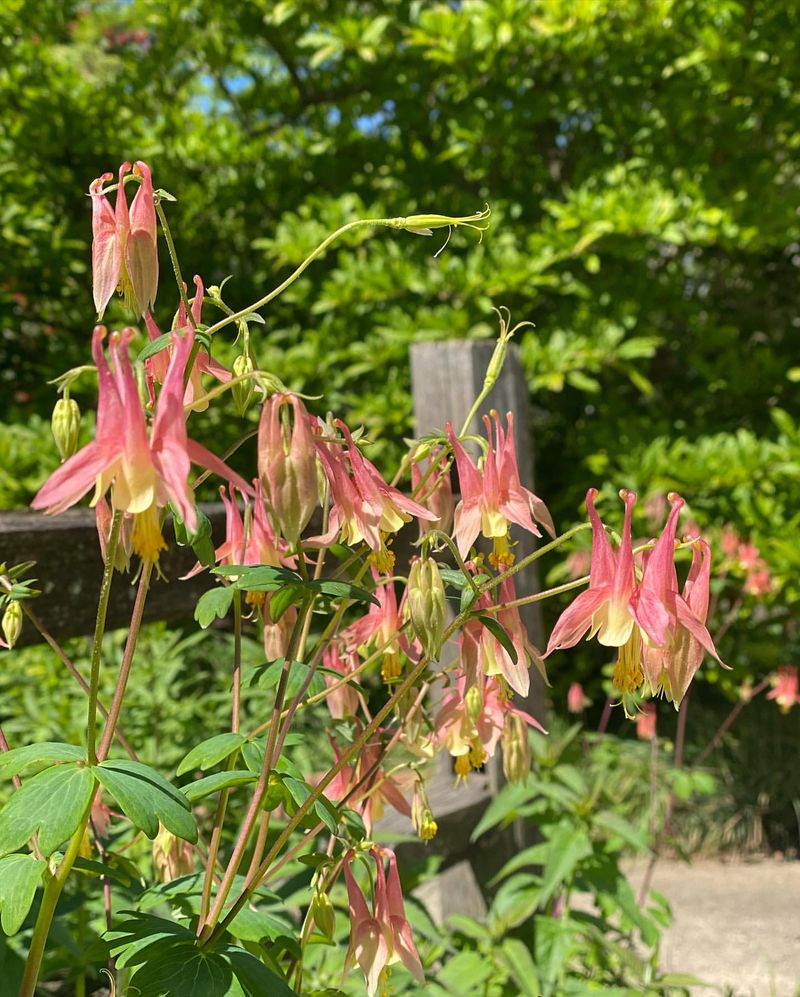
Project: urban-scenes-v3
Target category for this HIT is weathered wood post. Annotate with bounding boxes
[401,339,548,921]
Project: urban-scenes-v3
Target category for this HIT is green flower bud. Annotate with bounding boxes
[2,600,22,649]
[465,685,482,725]
[502,714,531,785]
[51,397,81,461]
[407,557,446,660]
[231,353,255,416]
[310,890,335,941]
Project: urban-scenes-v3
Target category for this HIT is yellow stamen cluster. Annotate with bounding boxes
[370,534,395,574]
[468,744,487,770]
[131,505,166,563]
[245,590,266,609]
[454,754,472,779]
[381,651,402,683]
[419,810,438,841]
[613,629,645,718]
[489,533,515,570]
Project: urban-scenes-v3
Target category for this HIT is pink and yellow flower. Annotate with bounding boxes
[344,846,424,996]
[90,162,158,319]
[32,325,248,561]
[447,410,554,567]
[766,665,799,713]
[314,420,435,557]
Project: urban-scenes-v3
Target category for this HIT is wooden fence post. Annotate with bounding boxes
[400,339,548,921]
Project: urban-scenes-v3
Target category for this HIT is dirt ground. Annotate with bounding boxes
[624,858,800,996]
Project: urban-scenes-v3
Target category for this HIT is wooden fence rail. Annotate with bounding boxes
[1,342,546,919]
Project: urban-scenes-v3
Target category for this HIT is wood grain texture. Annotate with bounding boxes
[0,504,228,647]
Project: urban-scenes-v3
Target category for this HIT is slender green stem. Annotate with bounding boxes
[19,800,94,997]
[202,217,432,340]
[96,560,153,762]
[202,643,435,947]
[199,607,309,938]
[87,510,122,764]
[484,574,590,612]
[155,200,194,326]
[22,601,137,760]
[198,590,244,927]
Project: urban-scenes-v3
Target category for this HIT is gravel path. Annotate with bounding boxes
[625,858,800,996]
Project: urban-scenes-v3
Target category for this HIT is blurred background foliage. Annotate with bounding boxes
[2,0,799,845]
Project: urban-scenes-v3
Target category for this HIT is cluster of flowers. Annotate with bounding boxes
[24,161,733,996]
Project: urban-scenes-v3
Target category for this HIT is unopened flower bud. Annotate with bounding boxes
[465,685,482,725]
[152,823,193,883]
[258,394,319,546]
[51,397,81,461]
[411,781,438,842]
[310,890,335,940]
[502,714,531,784]
[2,601,23,649]
[231,353,255,415]
[407,557,446,659]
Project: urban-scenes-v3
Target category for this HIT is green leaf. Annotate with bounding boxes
[476,614,518,664]
[137,333,171,362]
[535,915,577,992]
[499,937,541,995]
[226,905,293,942]
[0,854,46,934]
[593,809,649,853]
[470,783,533,841]
[127,939,238,996]
[226,947,299,996]
[538,822,592,906]
[251,659,325,699]
[182,770,257,803]
[177,733,246,776]
[282,776,339,834]
[94,760,196,843]
[0,763,95,857]
[194,587,234,629]
[267,583,303,622]
[214,565,301,591]
[0,742,84,780]
[307,579,379,606]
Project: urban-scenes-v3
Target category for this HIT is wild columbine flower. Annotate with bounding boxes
[144,275,230,411]
[322,642,361,720]
[410,447,454,534]
[433,669,543,780]
[635,495,726,706]
[327,735,411,832]
[446,410,554,568]
[343,569,413,682]
[90,161,158,319]
[545,489,671,702]
[343,847,424,996]
[32,325,249,562]
[460,577,544,697]
[636,702,657,740]
[567,681,590,714]
[314,420,435,562]
[258,393,319,546]
[766,666,799,712]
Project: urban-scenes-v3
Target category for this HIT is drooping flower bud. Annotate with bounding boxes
[258,394,319,546]
[411,781,438,842]
[2,601,23,649]
[51,396,81,461]
[406,557,446,660]
[501,713,531,784]
[152,823,193,883]
[636,702,657,740]
[231,352,255,416]
[310,889,336,941]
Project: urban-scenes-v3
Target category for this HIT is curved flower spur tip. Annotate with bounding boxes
[125,161,159,317]
[89,173,119,318]
[396,204,491,239]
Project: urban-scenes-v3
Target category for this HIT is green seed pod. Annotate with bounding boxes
[231,353,255,415]
[2,600,23,649]
[310,890,335,941]
[51,397,81,461]
[502,714,531,785]
[407,557,446,659]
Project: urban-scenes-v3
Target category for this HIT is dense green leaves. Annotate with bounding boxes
[93,760,196,842]
[0,854,46,935]
[0,763,95,857]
